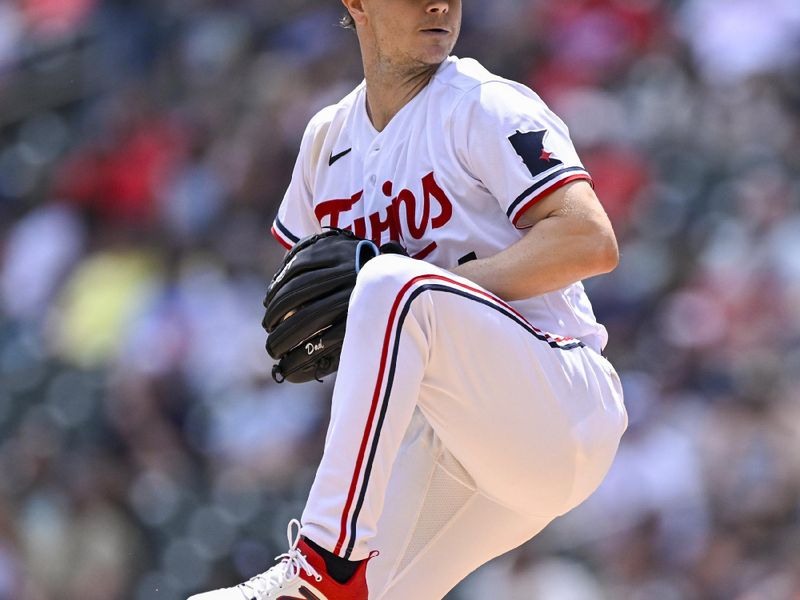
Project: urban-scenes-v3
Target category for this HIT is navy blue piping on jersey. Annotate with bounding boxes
[274,218,300,243]
[342,282,585,558]
[506,166,588,218]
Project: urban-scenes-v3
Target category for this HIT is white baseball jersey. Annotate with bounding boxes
[257,55,628,600]
[272,56,607,352]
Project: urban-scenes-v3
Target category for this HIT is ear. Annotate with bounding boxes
[341,0,367,26]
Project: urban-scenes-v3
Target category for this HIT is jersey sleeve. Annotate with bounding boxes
[452,81,592,228]
[271,116,327,249]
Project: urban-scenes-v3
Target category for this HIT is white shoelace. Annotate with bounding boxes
[239,519,323,599]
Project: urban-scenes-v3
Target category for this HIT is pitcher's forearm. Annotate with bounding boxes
[451,214,618,300]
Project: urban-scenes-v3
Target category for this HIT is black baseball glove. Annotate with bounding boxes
[263,228,406,384]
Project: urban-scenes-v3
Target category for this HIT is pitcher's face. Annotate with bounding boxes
[355,0,462,69]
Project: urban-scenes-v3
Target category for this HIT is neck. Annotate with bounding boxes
[363,57,441,132]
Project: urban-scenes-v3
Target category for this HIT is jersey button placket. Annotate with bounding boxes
[365,142,381,191]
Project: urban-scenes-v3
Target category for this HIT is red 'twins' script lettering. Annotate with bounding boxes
[313,172,453,258]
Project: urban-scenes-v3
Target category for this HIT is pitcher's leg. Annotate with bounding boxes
[301,255,444,560]
[301,253,625,564]
[365,286,626,599]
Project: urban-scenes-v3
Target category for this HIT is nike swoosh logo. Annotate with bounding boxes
[276,585,323,600]
[328,148,352,166]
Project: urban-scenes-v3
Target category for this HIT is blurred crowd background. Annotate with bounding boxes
[1,0,799,598]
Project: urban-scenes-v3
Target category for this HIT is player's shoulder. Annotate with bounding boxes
[298,82,364,167]
[304,82,364,139]
[432,56,549,119]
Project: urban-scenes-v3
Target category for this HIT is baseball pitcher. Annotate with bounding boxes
[190,1,627,599]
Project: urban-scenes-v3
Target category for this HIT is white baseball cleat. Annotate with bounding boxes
[187,520,370,600]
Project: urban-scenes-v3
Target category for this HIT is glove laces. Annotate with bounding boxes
[239,519,322,599]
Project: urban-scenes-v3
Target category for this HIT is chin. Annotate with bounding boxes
[417,47,451,66]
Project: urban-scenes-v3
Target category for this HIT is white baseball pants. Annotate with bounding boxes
[300,255,627,599]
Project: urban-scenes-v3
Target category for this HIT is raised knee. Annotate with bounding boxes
[353,254,418,295]
[347,254,433,319]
